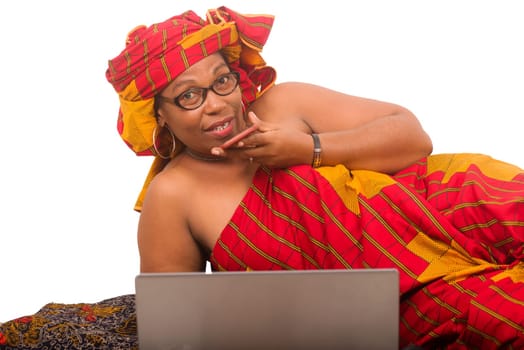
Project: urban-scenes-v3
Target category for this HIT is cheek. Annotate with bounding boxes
[165,113,201,142]
[229,89,244,115]
[158,105,198,130]
[169,117,196,131]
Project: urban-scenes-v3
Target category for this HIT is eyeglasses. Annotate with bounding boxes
[158,71,240,110]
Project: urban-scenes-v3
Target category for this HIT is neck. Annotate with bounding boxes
[184,148,223,162]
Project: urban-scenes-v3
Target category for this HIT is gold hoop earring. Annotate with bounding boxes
[152,126,176,159]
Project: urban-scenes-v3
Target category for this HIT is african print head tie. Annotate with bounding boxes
[105,6,277,210]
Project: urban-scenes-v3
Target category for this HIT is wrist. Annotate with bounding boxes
[311,133,322,168]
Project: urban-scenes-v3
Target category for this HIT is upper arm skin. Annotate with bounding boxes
[254,82,433,173]
[137,171,206,273]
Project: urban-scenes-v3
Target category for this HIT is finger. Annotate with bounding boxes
[211,147,226,156]
[247,111,268,131]
[247,111,261,125]
[247,111,275,133]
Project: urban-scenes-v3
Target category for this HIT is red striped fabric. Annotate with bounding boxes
[210,154,524,348]
[106,7,275,101]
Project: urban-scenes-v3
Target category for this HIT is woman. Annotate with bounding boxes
[138,55,435,272]
[106,7,431,273]
[1,7,520,350]
[109,6,522,349]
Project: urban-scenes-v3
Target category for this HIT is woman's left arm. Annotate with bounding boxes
[247,82,433,174]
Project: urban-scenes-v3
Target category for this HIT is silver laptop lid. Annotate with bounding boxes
[136,269,399,350]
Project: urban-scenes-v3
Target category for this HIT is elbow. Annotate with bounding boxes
[386,110,433,173]
[419,130,433,158]
[386,134,432,174]
[402,108,433,158]
[425,138,433,156]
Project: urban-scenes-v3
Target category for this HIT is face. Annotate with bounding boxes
[156,53,244,152]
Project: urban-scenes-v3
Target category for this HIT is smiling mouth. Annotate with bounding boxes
[210,121,231,132]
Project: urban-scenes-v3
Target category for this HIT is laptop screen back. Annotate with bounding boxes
[135,269,399,350]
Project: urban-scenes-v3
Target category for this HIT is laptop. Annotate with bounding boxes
[135,269,399,350]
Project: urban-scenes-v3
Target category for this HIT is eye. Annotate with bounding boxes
[213,72,237,94]
[215,74,231,86]
[178,88,202,103]
[181,89,194,100]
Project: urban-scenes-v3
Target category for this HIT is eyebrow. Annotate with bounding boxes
[171,63,230,91]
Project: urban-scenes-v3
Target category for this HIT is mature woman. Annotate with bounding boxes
[1,6,521,350]
[106,7,432,273]
[106,7,524,349]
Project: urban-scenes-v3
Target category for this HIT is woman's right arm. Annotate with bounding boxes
[137,172,206,273]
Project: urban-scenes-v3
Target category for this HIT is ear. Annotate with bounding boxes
[156,109,167,128]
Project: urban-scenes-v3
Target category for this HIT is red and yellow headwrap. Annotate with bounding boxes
[105,6,276,210]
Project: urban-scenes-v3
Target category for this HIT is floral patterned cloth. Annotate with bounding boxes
[0,295,137,349]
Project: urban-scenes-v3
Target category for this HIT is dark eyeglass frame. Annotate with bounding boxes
[157,71,241,111]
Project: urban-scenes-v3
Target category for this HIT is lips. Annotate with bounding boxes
[211,121,231,132]
[206,119,234,138]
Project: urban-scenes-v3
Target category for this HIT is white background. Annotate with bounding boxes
[1,0,522,321]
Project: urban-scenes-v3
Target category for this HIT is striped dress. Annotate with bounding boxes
[211,153,524,349]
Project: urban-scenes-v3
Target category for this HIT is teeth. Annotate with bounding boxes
[213,121,230,131]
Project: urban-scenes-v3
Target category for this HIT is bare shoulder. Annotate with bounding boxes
[252,81,411,129]
[259,81,400,109]
[138,165,205,272]
[253,81,367,117]
[140,165,194,226]
[256,82,334,107]
[251,82,329,123]
[144,165,193,206]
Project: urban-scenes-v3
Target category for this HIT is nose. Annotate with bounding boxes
[202,89,226,115]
